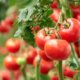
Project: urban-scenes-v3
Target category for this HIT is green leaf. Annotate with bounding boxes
[40,74,50,80]
[21,27,35,46]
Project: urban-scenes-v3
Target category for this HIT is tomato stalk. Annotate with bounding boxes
[11,72,14,80]
[36,58,40,80]
[21,64,27,80]
[70,43,80,67]
[58,61,64,80]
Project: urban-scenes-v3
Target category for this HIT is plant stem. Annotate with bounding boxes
[36,58,40,80]
[21,65,27,80]
[58,61,64,80]
[70,43,80,67]
[11,72,14,80]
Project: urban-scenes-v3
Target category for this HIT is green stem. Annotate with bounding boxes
[11,72,14,80]
[58,61,64,80]
[36,58,40,80]
[70,43,80,67]
[21,65,27,80]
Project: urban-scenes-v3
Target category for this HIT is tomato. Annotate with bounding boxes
[59,18,80,42]
[31,26,40,32]
[33,58,54,74]
[26,47,37,64]
[44,39,71,60]
[74,44,80,58]
[63,66,77,78]
[1,71,11,80]
[35,28,56,50]
[70,5,80,17]
[51,76,59,80]
[39,49,52,61]
[50,0,58,9]
[4,56,20,71]
[6,38,21,53]
[0,21,11,33]
[50,9,60,22]
[5,18,14,27]
[75,14,80,21]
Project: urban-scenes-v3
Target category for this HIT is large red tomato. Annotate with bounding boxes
[44,39,71,60]
[35,28,56,50]
[33,58,54,74]
[26,47,37,64]
[4,56,20,71]
[6,38,21,53]
[50,9,60,22]
[59,18,80,42]
[39,50,52,61]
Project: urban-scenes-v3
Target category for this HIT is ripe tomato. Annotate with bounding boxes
[70,5,80,17]
[33,58,54,74]
[50,9,60,22]
[5,18,14,27]
[75,14,80,21]
[51,76,59,80]
[4,56,20,71]
[63,66,77,78]
[0,21,11,33]
[6,38,21,53]
[58,18,80,42]
[35,28,56,50]
[50,0,58,9]
[74,44,80,58]
[44,39,71,60]
[1,71,11,80]
[26,47,37,64]
[39,49,52,61]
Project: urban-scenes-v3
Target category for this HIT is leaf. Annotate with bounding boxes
[40,74,50,80]
[18,0,39,22]
[21,27,35,46]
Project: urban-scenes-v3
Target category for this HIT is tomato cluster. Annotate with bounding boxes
[1,0,80,80]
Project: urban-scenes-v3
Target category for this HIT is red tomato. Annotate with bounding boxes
[50,0,58,9]
[0,21,11,33]
[63,66,77,78]
[75,14,80,21]
[70,5,80,17]
[74,44,80,58]
[1,71,11,80]
[39,50,52,61]
[4,56,20,71]
[50,9,61,22]
[26,47,37,64]
[44,39,71,60]
[33,58,54,74]
[5,18,14,27]
[51,76,59,80]
[35,28,56,50]
[59,18,80,42]
[6,38,21,53]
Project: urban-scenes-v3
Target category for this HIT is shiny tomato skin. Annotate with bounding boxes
[35,28,56,50]
[45,39,71,60]
[59,18,80,42]
[4,56,20,71]
[39,50,52,61]
[26,47,37,64]
[50,9,60,22]
[33,58,54,74]
[6,38,21,53]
